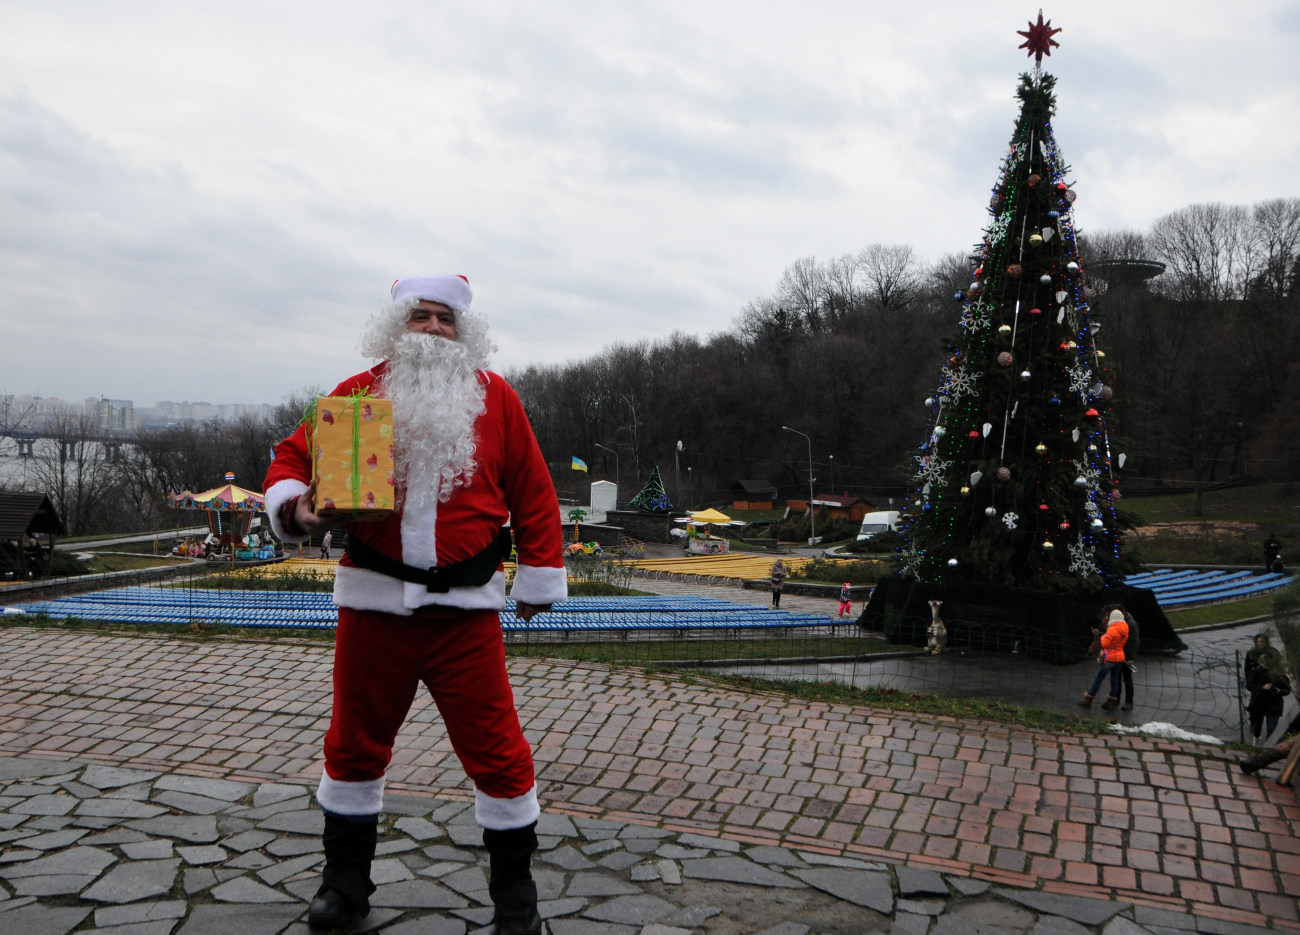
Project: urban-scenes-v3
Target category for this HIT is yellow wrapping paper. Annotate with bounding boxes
[310,395,395,520]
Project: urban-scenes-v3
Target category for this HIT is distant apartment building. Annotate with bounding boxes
[85,397,139,434]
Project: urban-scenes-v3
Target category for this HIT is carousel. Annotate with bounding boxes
[166,473,277,562]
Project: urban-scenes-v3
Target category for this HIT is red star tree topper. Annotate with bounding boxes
[1017,10,1062,66]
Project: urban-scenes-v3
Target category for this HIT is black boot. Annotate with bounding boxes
[483,822,542,935]
[308,811,378,930]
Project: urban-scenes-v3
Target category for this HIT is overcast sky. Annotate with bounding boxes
[2,1,1297,407]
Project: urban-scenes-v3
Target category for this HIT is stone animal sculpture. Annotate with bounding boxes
[926,600,948,655]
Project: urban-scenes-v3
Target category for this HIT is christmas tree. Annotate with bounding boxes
[898,14,1133,592]
[866,15,1183,662]
[628,466,673,513]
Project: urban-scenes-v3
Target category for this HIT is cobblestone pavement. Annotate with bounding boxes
[0,624,1296,934]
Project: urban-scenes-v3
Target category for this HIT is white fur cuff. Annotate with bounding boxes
[475,785,540,830]
[510,564,568,607]
[265,479,310,544]
[317,771,384,816]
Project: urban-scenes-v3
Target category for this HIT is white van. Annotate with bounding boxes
[856,510,900,541]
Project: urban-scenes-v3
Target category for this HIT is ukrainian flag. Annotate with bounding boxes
[571,456,588,472]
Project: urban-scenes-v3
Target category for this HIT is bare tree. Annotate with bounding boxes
[1148,202,1256,303]
[857,243,924,313]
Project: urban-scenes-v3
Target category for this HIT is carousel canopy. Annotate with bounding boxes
[167,481,265,512]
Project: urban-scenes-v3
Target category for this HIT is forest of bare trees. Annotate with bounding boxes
[3,197,1298,535]
[510,198,1300,510]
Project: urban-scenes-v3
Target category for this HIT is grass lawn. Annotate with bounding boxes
[1127,486,1300,526]
[1165,594,1276,629]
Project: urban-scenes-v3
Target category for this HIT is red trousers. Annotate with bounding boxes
[323,606,535,803]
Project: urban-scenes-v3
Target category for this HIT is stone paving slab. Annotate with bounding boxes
[0,626,1298,932]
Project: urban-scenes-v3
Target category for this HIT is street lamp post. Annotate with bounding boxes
[675,440,683,506]
[594,443,618,507]
[828,454,834,496]
[782,425,816,545]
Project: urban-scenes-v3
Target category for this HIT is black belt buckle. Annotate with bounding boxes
[423,566,451,593]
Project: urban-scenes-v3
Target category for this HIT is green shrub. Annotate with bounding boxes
[791,558,887,585]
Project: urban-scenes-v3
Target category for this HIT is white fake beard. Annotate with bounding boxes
[380,332,487,506]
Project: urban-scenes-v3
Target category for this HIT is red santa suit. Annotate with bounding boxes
[264,363,566,831]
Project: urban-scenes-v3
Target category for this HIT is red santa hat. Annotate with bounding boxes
[390,275,473,313]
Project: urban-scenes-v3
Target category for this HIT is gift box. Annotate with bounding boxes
[310,394,396,520]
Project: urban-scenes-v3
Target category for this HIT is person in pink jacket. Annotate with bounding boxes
[1078,606,1129,711]
[264,275,564,935]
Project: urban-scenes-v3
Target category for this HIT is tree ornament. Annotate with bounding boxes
[1118,453,1127,468]
[982,423,992,437]
[1038,503,1050,513]
[1099,386,1113,399]
[1019,369,1031,381]
[1041,227,1055,243]
[1002,512,1019,529]
[1027,173,1041,188]
[934,426,946,436]
[1049,396,1061,406]
[947,558,959,567]
[1042,539,1055,551]
[960,485,971,495]
[990,193,1004,212]
[1030,306,1042,316]
[1064,189,1078,204]
[1092,518,1105,528]
[997,351,1014,367]
[1059,521,1070,531]
[954,291,965,301]
[1047,210,1060,219]
[1074,476,1089,487]
[998,323,1012,336]
[1007,263,1023,279]
[970,470,984,485]
[1055,181,1068,191]
[985,506,997,517]
[1066,261,1079,272]
[974,266,984,276]
[968,430,980,438]
[1084,407,1100,421]
[996,467,1011,481]
[1029,233,1044,248]
[1039,273,1052,284]
[925,397,934,406]
[1035,442,1047,454]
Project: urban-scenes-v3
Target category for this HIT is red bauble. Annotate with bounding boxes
[1030,306,1042,316]
[1084,407,1100,421]
[997,351,1014,367]
[1007,264,1023,279]
[1038,503,1050,512]
[996,467,1011,481]
[968,430,980,438]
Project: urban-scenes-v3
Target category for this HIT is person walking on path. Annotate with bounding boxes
[319,529,332,560]
[1119,607,1140,711]
[769,559,788,608]
[838,581,852,618]
[1247,644,1291,744]
[1079,607,1129,711]
[264,274,566,935]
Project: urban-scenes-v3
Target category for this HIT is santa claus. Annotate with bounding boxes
[264,274,565,934]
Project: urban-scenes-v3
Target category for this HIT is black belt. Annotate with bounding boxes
[345,527,513,593]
